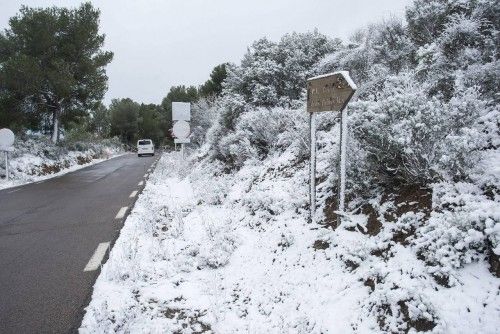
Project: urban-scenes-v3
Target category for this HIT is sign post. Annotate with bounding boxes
[309,112,317,221]
[306,71,357,225]
[172,102,191,159]
[0,128,15,182]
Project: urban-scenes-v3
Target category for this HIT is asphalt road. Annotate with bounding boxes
[0,153,158,334]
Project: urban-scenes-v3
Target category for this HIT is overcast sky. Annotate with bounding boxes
[1,0,412,105]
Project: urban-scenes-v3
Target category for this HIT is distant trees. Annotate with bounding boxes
[110,98,139,145]
[109,98,167,146]
[0,3,113,143]
[88,103,111,138]
[138,103,167,145]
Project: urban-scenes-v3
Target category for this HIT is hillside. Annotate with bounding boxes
[81,0,499,332]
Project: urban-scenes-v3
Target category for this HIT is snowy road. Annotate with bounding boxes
[0,153,158,334]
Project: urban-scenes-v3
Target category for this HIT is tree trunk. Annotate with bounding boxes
[51,109,59,143]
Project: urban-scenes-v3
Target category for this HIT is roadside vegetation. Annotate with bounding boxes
[0,2,227,181]
[82,0,499,333]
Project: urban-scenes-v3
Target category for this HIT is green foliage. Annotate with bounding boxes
[109,98,140,145]
[138,103,167,145]
[108,98,167,146]
[0,2,113,141]
[88,103,111,138]
[199,63,228,98]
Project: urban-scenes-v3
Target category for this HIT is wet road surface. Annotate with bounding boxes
[0,153,158,333]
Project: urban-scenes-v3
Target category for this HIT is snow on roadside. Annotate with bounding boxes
[0,140,124,190]
[80,151,500,333]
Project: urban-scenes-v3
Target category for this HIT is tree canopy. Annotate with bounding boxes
[0,2,113,142]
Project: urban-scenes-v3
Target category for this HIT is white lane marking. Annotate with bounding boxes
[115,206,128,219]
[7,188,21,193]
[84,242,110,272]
[129,190,138,198]
[138,181,144,186]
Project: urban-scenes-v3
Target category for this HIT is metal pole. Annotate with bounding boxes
[181,143,185,160]
[310,112,316,224]
[337,107,348,226]
[5,151,9,181]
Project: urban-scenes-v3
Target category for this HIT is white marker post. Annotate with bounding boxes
[0,128,15,182]
[309,112,317,221]
[306,72,356,225]
[338,106,348,215]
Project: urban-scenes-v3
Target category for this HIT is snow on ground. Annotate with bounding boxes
[0,138,124,190]
[80,151,500,333]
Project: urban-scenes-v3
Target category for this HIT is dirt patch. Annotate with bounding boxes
[344,259,359,272]
[360,203,382,236]
[376,300,437,333]
[77,155,92,165]
[398,300,437,332]
[312,239,330,250]
[384,184,432,221]
[323,194,339,230]
[38,163,63,175]
[161,308,211,334]
[488,246,500,278]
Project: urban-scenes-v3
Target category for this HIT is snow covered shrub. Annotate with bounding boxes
[207,104,308,169]
[235,107,305,158]
[224,30,338,108]
[205,93,247,164]
[190,97,219,147]
[414,182,500,285]
[408,0,500,100]
[318,19,414,99]
[364,289,439,334]
[349,74,486,185]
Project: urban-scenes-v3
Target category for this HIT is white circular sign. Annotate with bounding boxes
[0,128,15,148]
[173,120,190,139]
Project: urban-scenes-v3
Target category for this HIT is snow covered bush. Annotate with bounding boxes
[349,74,487,186]
[190,97,219,147]
[225,31,338,108]
[414,182,500,285]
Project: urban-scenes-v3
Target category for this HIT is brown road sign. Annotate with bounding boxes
[307,71,357,113]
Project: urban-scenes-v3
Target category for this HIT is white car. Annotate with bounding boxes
[137,139,155,157]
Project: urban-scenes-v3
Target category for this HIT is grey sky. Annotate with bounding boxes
[1,0,412,105]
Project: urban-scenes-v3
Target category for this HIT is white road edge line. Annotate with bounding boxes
[115,206,128,219]
[138,181,144,186]
[83,242,110,272]
[129,190,138,198]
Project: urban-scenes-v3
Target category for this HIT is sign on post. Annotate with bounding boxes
[172,120,190,139]
[306,71,357,225]
[0,128,15,181]
[172,102,191,121]
[307,71,356,113]
[172,103,191,159]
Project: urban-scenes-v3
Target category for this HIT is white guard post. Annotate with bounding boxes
[306,72,356,226]
[338,107,348,218]
[0,128,15,182]
[4,151,8,181]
